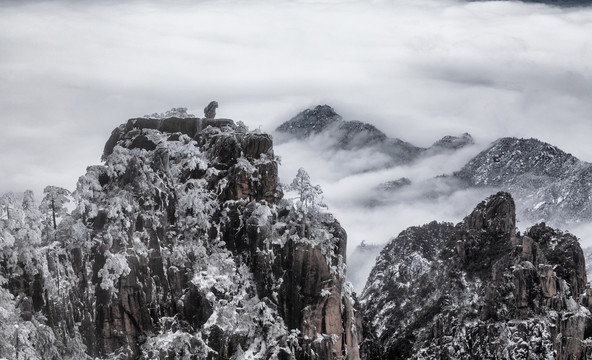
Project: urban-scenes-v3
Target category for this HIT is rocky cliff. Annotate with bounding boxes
[0,109,362,359]
[361,192,592,359]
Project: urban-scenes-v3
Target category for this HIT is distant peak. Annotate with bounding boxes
[308,104,339,117]
[275,104,342,138]
[430,132,474,151]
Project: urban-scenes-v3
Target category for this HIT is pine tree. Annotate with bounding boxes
[288,168,325,237]
[40,186,71,233]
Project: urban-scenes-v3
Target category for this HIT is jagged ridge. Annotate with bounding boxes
[361,192,592,359]
[276,105,474,167]
[454,137,592,225]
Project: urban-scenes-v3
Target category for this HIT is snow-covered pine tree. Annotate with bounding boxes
[40,186,71,237]
[288,168,326,238]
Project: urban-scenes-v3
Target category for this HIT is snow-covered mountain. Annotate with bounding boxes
[454,137,592,227]
[361,192,592,359]
[289,112,592,230]
[280,106,592,230]
[275,104,592,295]
[276,105,474,169]
[2,105,591,359]
[0,110,362,359]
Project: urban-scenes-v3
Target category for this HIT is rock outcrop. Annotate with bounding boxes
[361,192,592,359]
[0,109,362,359]
[91,114,362,358]
[204,101,218,119]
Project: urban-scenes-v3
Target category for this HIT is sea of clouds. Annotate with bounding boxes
[2,0,592,290]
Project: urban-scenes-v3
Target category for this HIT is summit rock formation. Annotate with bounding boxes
[361,192,592,359]
[0,108,362,359]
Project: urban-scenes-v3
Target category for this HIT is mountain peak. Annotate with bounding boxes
[361,192,590,359]
[429,132,474,151]
[103,114,238,159]
[275,104,342,138]
[455,137,581,186]
[0,107,363,359]
[463,191,516,237]
[453,136,591,226]
[276,105,474,171]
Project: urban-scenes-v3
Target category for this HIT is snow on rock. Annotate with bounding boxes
[0,110,362,359]
[361,192,592,359]
[455,137,592,227]
[144,107,196,119]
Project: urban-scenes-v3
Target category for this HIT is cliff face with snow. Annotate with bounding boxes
[0,112,362,359]
[3,105,592,360]
[361,192,592,359]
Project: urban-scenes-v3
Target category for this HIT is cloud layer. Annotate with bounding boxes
[2,0,592,290]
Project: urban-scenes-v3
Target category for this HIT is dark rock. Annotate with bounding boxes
[202,118,235,129]
[16,295,33,321]
[129,134,157,151]
[463,191,516,237]
[36,115,361,359]
[159,117,200,136]
[334,120,387,149]
[102,124,126,159]
[428,132,474,152]
[204,101,218,119]
[98,172,110,187]
[125,118,162,132]
[361,192,592,359]
[241,133,273,159]
[182,286,213,329]
[151,147,170,174]
[276,104,342,139]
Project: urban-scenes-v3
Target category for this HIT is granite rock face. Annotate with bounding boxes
[361,192,592,359]
[89,116,362,358]
[204,101,218,119]
[3,111,362,359]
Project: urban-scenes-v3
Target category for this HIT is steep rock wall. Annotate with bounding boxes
[361,192,592,359]
[38,115,363,359]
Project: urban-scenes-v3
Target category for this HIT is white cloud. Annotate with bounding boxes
[2,0,592,290]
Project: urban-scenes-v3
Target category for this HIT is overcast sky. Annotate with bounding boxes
[2,0,592,197]
[2,0,592,288]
